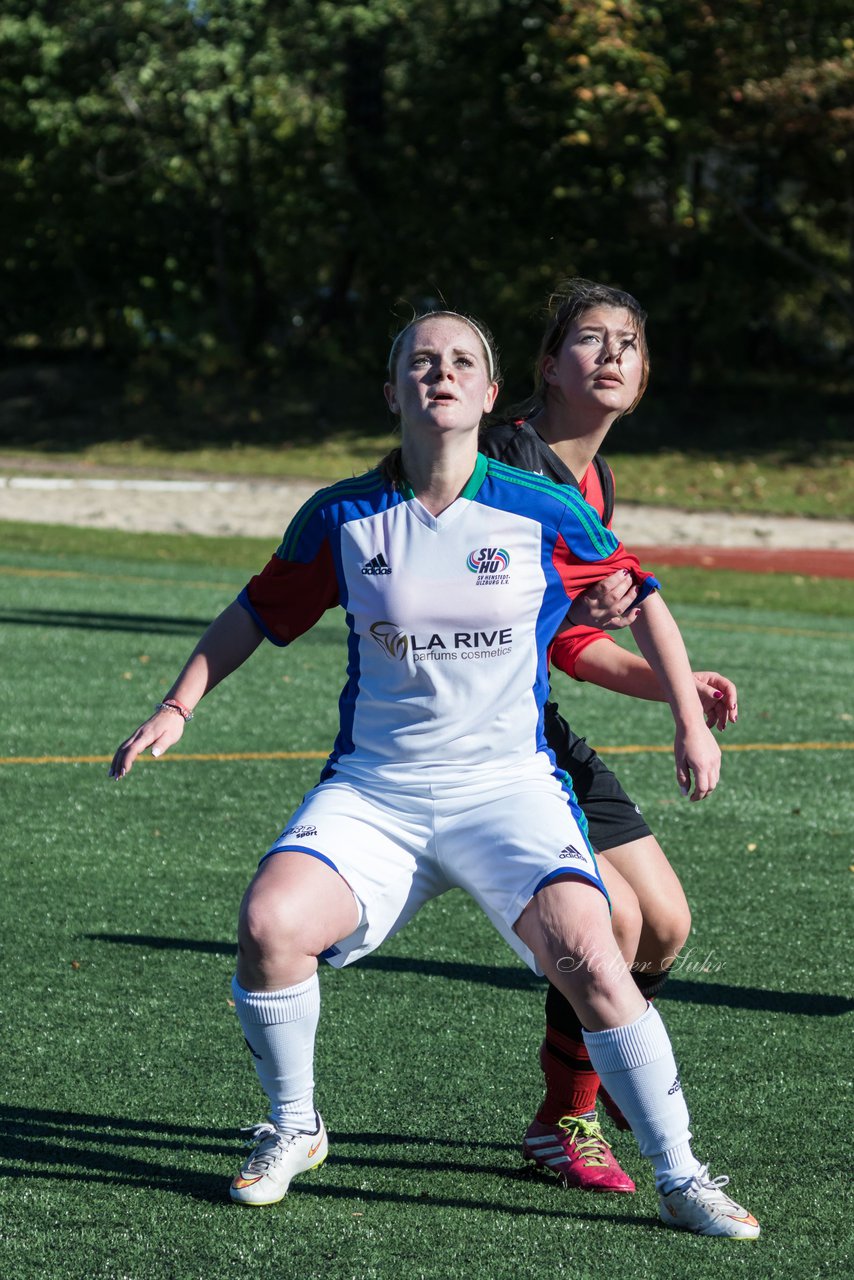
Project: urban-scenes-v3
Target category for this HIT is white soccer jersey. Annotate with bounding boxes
[238,453,659,785]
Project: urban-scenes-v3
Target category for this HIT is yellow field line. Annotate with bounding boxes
[2,742,852,766]
[596,741,854,755]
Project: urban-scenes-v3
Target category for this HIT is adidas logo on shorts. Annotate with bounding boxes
[558,845,584,861]
[362,553,391,575]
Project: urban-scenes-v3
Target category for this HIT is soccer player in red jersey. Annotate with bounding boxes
[483,280,740,1198]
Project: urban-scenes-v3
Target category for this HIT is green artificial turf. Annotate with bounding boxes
[3,518,854,618]
[1,534,852,1279]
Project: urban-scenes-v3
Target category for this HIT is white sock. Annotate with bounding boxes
[583,1003,703,1189]
[231,974,320,1135]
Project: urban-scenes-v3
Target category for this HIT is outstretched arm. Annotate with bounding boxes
[568,637,738,731]
[109,600,264,779]
[550,506,721,791]
[626,593,722,800]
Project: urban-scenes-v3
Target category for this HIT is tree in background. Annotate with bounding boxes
[0,0,850,413]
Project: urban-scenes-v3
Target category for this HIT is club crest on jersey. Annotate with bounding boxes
[361,553,391,575]
[466,546,510,585]
[370,620,408,659]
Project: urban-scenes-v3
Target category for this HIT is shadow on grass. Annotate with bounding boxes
[0,1104,653,1224]
[664,978,854,1017]
[286,1178,646,1227]
[86,934,854,1015]
[0,1106,233,1204]
[87,932,235,956]
[0,607,211,635]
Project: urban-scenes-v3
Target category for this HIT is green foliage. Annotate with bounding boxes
[0,0,851,406]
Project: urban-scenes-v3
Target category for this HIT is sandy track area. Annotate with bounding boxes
[2,472,853,575]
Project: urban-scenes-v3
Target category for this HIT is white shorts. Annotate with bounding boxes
[262,757,608,974]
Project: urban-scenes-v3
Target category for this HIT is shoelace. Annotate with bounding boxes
[238,1122,293,1173]
[557,1114,614,1167]
[667,1164,742,1211]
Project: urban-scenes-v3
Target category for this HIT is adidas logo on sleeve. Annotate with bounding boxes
[362,553,391,575]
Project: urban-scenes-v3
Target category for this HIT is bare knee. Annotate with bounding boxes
[639,894,692,968]
[235,852,359,989]
[600,838,692,970]
[238,889,312,972]
[515,879,646,1030]
[609,882,643,964]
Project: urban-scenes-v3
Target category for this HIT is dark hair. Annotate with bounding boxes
[520,278,650,419]
[380,309,502,489]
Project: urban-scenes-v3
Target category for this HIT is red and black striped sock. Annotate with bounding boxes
[536,982,600,1123]
[633,967,671,1002]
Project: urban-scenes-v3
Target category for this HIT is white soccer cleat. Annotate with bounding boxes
[658,1165,760,1237]
[229,1116,328,1205]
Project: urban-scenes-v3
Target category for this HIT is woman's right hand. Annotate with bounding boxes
[109,708,186,780]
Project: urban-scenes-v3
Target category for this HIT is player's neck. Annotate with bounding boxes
[530,405,616,480]
[402,434,479,516]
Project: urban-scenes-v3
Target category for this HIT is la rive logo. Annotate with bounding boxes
[370,621,512,663]
[370,620,408,660]
[466,546,510,585]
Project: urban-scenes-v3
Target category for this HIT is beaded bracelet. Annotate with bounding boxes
[155,698,194,722]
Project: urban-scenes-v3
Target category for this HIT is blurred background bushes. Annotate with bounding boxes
[1,0,851,453]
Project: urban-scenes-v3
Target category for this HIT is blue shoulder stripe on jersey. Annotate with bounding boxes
[277,468,389,560]
[484,457,618,558]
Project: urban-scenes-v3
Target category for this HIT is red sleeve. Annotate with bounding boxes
[551,534,658,602]
[549,514,659,680]
[550,459,626,680]
[549,627,615,680]
[239,540,339,645]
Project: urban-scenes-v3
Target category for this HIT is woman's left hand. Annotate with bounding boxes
[694,671,738,731]
[675,722,722,801]
[569,569,641,630]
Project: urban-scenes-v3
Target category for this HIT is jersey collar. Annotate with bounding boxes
[400,451,488,502]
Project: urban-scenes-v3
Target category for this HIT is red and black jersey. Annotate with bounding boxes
[481,420,619,680]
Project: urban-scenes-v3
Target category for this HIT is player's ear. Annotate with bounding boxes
[541,355,559,386]
[483,381,499,413]
[384,382,400,414]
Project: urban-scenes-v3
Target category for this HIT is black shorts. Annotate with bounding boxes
[544,702,653,853]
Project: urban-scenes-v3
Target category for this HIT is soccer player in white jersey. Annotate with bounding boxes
[110,311,759,1237]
